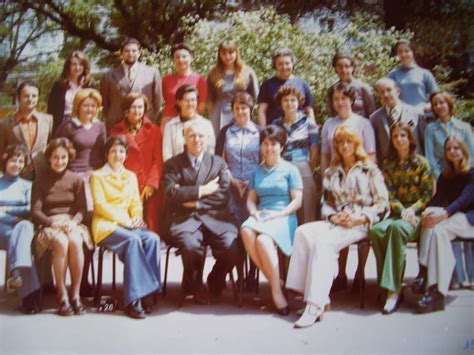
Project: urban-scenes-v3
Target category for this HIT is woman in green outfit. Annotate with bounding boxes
[369,122,433,314]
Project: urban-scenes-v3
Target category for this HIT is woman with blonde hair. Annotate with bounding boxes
[286,125,389,328]
[48,51,96,134]
[416,135,474,313]
[207,39,259,135]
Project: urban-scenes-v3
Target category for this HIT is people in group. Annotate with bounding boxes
[257,48,314,126]
[240,125,303,315]
[100,37,163,129]
[48,51,96,134]
[0,81,53,180]
[389,39,438,113]
[273,85,319,223]
[286,125,389,328]
[162,84,215,162]
[207,39,259,135]
[327,52,376,118]
[90,135,162,319]
[216,92,261,226]
[370,77,426,163]
[416,135,474,313]
[369,122,433,314]
[31,138,92,316]
[110,92,163,233]
[0,145,40,314]
[161,43,208,131]
[163,120,242,303]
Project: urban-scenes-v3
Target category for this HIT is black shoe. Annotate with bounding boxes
[207,273,224,303]
[21,291,40,315]
[71,298,86,315]
[126,300,146,319]
[411,276,426,295]
[417,291,445,314]
[276,305,290,316]
[382,293,403,315]
[331,275,348,293]
[142,295,155,314]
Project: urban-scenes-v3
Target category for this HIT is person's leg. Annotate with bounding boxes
[451,241,465,287]
[135,229,161,291]
[464,241,474,285]
[50,232,70,304]
[99,227,161,307]
[369,219,392,286]
[67,228,84,302]
[240,227,264,271]
[255,234,287,310]
[169,229,205,294]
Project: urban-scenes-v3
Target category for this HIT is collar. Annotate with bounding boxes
[103,163,125,175]
[70,117,99,127]
[15,111,38,124]
[401,62,418,70]
[122,61,138,71]
[229,120,258,133]
[385,101,402,117]
[281,111,306,129]
[187,152,204,165]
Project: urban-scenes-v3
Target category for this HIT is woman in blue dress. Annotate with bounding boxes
[0,144,40,313]
[241,125,303,315]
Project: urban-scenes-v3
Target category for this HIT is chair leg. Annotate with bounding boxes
[4,251,8,293]
[112,252,116,291]
[358,241,369,309]
[90,249,96,288]
[95,248,104,307]
[163,246,172,297]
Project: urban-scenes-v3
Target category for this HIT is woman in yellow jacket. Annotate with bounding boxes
[90,135,161,319]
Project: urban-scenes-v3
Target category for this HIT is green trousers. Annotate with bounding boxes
[369,219,416,292]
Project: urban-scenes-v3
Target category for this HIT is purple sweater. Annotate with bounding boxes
[56,118,106,172]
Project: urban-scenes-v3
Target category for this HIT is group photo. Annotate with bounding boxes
[0,1,473,354]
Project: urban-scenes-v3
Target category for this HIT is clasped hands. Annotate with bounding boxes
[421,208,448,228]
[127,217,146,230]
[182,176,220,209]
[329,211,368,228]
[231,178,249,198]
[51,220,77,234]
[252,209,286,222]
[401,207,418,227]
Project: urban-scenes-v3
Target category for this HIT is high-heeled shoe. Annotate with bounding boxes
[71,298,86,315]
[382,292,403,315]
[6,276,23,294]
[276,305,289,316]
[57,300,74,316]
[294,303,323,328]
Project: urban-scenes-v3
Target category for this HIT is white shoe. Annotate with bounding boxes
[7,276,23,294]
[294,303,323,328]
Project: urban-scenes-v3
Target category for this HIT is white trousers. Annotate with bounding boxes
[286,221,367,307]
[419,211,474,295]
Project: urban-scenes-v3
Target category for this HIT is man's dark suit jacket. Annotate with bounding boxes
[163,152,237,238]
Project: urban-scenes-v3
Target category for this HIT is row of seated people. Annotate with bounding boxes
[1,118,473,325]
[2,73,473,293]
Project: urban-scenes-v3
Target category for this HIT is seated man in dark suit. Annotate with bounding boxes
[163,119,242,303]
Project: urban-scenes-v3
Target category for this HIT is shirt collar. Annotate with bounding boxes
[15,111,38,124]
[187,152,204,165]
[229,120,258,133]
[70,117,99,127]
[385,102,402,117]
[103,163,125,175]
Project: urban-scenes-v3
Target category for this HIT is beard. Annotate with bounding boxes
[124,59,137,66]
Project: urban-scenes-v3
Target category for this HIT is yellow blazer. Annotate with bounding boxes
[90,165,143,244]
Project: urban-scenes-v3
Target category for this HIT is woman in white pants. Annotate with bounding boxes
[286,125,389,328]
[417,135,474,313]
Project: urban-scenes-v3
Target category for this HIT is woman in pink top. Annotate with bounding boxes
[160,43,207,130]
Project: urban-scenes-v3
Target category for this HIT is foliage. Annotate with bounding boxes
[144,8,411,123]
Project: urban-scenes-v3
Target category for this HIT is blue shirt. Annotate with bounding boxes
[273,113,319,162]
[0,174,31,225]
[257,76,314,124]
[424,117,474,178]
[389,63,438,108]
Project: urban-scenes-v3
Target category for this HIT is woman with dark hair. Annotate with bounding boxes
[369,122,433,314]
[0,144,40,313]
[162,84,215,161]
[161,43,208,130]
[273,85,319,223]
[90,136,162,319]
[31,138,92,316]
[207,39,259,135]
[48,51,96,134]
[286,125,389,328]
[416,135,474,313]
[110,92,163,233]
[389,39,438,112]
[327,52,376,118]
[241,125,303,315]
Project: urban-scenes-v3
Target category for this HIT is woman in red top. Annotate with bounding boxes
[110,92,163,233]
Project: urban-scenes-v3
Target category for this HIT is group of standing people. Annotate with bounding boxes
[0,37,472,327]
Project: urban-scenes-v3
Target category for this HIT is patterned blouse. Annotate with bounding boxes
[382,154,433,217]
[322,160,389,228]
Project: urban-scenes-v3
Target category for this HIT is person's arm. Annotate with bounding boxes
[246,189,259,216]
[145,126,163,190]
[407,158,434,214]
[445,170,474,217]
[362,120,377,163]
[206,73,216,116]
[247,67,259,101]
[127,173,144,220]
[383,163,406,217]
[303,82,315,122]
[359,165,390,226]
[31,179,54,227]
[320,170,338,220]
[162,121,174,162]
[215,125,228,157]
[361,83,376,117]
[71,177,86,224]
[424,125,441,179]
[206,120,216,155]
[90,173,134,227]
[163,159,200,204]
[257,103,269,127]
[4,181,31,218]
[308,121,320,170]
[152,67,163,121]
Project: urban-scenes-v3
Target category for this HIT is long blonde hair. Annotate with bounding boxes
[208,40,249,90]
[330,125,370,168]
[443,135,471,177]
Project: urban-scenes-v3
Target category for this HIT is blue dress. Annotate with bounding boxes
[241,161,303,256]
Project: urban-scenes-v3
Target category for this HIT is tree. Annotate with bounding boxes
[0,1,59,90]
